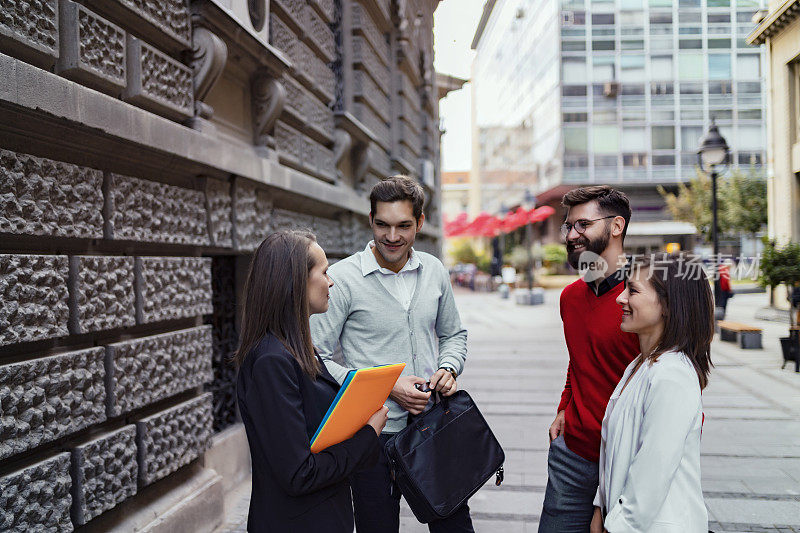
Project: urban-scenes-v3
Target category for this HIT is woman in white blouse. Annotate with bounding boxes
[591,255,714,533]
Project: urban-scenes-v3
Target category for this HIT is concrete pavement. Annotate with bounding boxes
[218,288,800,532]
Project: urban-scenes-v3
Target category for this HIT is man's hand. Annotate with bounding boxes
[429,368,458,397]
[549,410,565,442]
[389,375,430,415]
[590,507,604,533]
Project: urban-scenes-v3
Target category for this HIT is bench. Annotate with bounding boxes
[717,320,763,349]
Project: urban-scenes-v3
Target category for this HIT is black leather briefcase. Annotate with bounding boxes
[385,390,505,524]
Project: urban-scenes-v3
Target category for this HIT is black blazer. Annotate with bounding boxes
[236,334,379,532]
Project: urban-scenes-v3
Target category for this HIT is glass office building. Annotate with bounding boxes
[471,0,766,248]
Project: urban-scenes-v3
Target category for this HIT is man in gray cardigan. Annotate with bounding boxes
[310,175,472,533]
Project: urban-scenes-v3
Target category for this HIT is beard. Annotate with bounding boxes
[567,227,610,270]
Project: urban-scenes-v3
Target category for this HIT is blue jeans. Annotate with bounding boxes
[538,435,599,533]
[351,434,475,533]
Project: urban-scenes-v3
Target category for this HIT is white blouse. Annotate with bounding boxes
[595,350,708,533]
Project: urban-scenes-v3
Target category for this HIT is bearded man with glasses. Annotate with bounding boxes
[538,186,640,533]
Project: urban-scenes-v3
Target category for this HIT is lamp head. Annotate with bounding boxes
[697,118,730,171]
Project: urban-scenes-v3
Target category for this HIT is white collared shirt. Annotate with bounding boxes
[362,241,420,311]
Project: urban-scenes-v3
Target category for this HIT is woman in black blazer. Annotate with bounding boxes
[235,230,388,532]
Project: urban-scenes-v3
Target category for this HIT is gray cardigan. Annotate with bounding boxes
[310,247,467,433]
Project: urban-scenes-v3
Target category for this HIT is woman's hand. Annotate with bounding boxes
[366,406,389,436]
[590,506,604,533]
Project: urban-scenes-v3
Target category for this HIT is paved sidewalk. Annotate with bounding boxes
[218,288,800,532]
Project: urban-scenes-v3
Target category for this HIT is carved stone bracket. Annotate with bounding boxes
[334,111,376,189]
[190,25,228,126]
[252,73,287,151]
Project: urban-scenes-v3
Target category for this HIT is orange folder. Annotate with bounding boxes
[310,363,405,453]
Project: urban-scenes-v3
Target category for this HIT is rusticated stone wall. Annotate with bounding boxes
[136,393,214,486]
[0,453,73,532]
[70,425,138,526]
[0,0,443,529]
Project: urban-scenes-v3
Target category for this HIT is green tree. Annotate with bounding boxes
[658,169,767,241]
[449,239,477,264]
[759,238,800,293]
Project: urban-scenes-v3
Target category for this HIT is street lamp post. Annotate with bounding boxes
[697,118,730,312]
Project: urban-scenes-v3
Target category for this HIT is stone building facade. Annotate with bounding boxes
[748,0,800,247]
[0,0,445,530]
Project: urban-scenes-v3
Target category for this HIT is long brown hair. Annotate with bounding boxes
[631,254,714,389]
[233,230,321,377]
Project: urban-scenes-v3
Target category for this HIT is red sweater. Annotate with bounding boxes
[558,278,640,462]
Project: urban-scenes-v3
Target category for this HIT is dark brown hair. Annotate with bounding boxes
[630,254,714,389]
[562,185,632,239]
[233,230,321,377]
[369,175,425,221]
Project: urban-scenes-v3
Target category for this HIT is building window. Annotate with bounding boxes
[737,152,763,165]
[592,40,616,51]
[709,54,732,79]
[650,56,673,79]
[738,109,762,120]
[649,12,672,24]
[679,39,703,49]
[592,56,616,81]
[707,13,731,23]
[592,13,615,24]
[652,126,676,149]
[707,0,731,6]
[736,11,756,22]
[737,125,762,149]
[708,38,732,49]
[623,153,648,167]
[681,126,703,150]
[679,82,703,94]
[563,112,589,122]
[652,109,676,120]
[565,126,589,152]
[562,84,588,96]
[594,109,619,123]
[620,11,645,25]
[562,10,587,25]
[678,53,704,79]
[621,0,644,7]
[565,154,590,167]
[652,154,676,165]
[737,81,761,93]
[679,11,702,23]
[623,127,647,151]
[593,125,620,153]
[650,38,673,50]
[680,0,701,4]
[709,108,733,119]
[651,81,674,95]
[649,0,673,7]
[595,155,619,167]
[621,40,645,50]
[622,83,646,95]
[620,55,646,82]
[563,40,587,51]
[563,58,587,82]
[681,152,698,166]
[737,54,760,78]
[709,81,733,94]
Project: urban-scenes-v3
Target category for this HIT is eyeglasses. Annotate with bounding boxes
[560,215,617,239]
